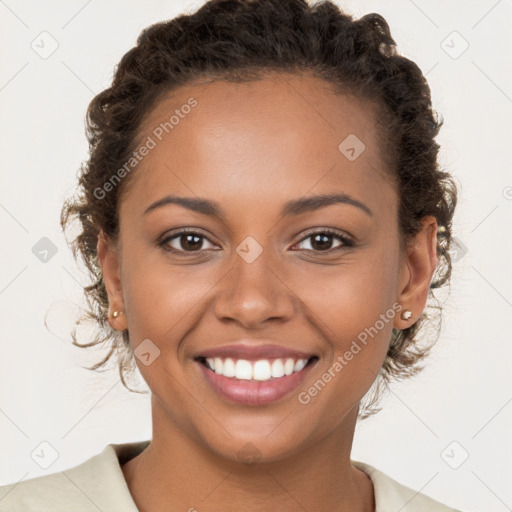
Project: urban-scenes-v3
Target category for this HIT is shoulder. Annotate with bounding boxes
[0,441,149,512]
[352,460,463,512]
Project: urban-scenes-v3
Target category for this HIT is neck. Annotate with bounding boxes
[121,400,374,512]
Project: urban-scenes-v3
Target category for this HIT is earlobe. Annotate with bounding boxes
[394,216,438,329]
[97,230,127,331]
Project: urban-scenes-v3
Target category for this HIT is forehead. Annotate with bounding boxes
[123,73,395,216]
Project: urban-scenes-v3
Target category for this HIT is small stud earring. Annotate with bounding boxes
[401,310,413,320]
[112,311,121,318]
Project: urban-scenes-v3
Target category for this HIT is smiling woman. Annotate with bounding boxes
[0,0,461,510]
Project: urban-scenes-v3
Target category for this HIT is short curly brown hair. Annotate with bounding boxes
[60,0,457,418]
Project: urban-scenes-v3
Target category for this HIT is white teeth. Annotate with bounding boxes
[271,359,285,378]
[294,359,307,372]
[235,359,253,380]
[284,358,295,376]
[223,358,236,377]
[204,357,310,381]
[253,360,271,381]
[214,357,223,374]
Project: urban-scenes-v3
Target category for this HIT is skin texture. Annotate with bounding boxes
[97,73,438,511]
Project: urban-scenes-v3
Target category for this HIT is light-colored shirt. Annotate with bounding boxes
[0,440,462,511]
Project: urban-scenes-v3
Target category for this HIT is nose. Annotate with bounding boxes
[212,241,296,329]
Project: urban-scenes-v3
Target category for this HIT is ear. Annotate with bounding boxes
[97,230,127,331]
[394,215,438,329]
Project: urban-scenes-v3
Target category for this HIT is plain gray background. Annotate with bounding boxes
[1,1,511,510]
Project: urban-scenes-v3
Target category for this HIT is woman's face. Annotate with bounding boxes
[100,73,437,462]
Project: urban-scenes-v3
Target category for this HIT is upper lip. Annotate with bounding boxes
[195,343,316,361]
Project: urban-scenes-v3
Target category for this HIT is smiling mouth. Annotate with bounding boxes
[195,355,319,382]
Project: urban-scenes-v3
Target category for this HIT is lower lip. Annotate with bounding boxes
[196,359,317,406]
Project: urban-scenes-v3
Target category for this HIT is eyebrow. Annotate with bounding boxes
[143,192,373,218]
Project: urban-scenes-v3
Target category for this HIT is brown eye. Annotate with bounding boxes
[159,230,217,253]
[294,229,353,253]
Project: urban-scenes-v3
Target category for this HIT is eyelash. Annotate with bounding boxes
[157,227,354,255]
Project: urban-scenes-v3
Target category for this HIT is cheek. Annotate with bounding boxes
[310,243,399,324]
[299,242,401,369]
[121,252,220,345]
[120,259,220,397]
[292,255,401,414]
